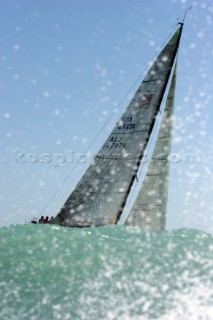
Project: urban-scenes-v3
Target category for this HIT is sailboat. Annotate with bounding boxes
[53,22,184,229]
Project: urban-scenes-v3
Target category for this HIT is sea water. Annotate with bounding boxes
[0,225,212,320]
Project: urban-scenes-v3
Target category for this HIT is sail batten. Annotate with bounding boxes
[54,26,182,227]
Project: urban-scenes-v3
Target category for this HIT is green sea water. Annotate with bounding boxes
[0,224,212,320]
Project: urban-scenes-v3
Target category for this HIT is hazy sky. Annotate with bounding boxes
[1,0,213,232]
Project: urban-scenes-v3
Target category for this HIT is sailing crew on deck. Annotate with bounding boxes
[44,216,49,223]
[38,216,44,223]
[31,217,37,224]
[49,216,54,224]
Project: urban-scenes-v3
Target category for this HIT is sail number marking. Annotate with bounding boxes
[118,123,136,130]
[109,136,126,148]
[117,116,135,130]
[122,116,132,122]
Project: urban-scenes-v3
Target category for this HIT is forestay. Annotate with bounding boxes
[54,26,183,227]
[126,62,177,231]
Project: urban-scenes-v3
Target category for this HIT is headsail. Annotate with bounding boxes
[54,25,183,227]
[126,62,177,231]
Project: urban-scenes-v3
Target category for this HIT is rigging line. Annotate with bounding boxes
[117,23,178,107]
[39,22,180,215]
[39,113,115,215]
[158,23,178,48]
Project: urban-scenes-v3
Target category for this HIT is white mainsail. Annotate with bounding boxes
[125,62,177,231]
[54,25,183,227]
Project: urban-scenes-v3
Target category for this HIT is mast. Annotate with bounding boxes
[115,24,183,224]
[54,25,184,227]
[125,61,178,230]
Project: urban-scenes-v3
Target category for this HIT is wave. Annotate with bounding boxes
[0,224,212,319]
